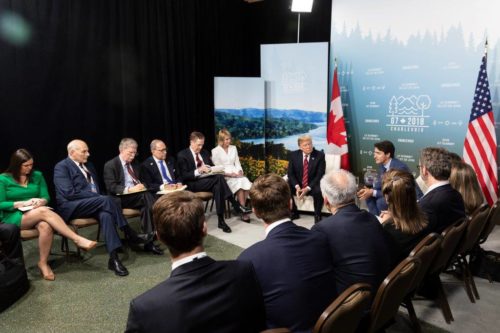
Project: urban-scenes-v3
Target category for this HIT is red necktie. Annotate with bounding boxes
[126,163,140,185]
[302,155,309,188]
[196,153,203,168]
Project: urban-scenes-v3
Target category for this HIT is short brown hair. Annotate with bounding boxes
[190,131,205,142]
[420,147,451,180]
[153,191,205,257]
[250,173,290,223]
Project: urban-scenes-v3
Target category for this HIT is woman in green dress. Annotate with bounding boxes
[0,149,97,281]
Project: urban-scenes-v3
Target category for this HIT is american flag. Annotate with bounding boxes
[463,53,498,206]
[327,65,350,170]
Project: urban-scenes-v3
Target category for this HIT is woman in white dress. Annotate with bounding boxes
[212,129,252,222]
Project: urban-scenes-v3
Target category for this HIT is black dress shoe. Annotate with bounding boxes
[218,218,232,233]
[128,231,155,245]
[233,203,251,215]
[108,257,129,276]
[144,242,164,255]
[290,212,300,220]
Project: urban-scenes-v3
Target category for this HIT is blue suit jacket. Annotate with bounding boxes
[373,157,411,198]
[139,156,178,190]
[238,221,337,333]
[53,158,101,221]
[312,204,395,296]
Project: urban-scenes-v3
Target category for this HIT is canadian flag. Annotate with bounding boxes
[327,66,350,170]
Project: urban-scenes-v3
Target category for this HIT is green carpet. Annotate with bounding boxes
[0,223,244,333]
[1,222,449,333]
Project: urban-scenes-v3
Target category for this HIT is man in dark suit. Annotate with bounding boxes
[287,134,326,223]
[313,169,395,296]
[418,147,466,233]
[238,174,337,333]
[139,139,179,191]
[125,191,266,333]
[357,140,414,216]
[53,139,152,276]
[103,138,162,255]
[176,131,250,233]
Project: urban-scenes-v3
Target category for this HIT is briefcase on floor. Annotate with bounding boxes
[0,253,30,312]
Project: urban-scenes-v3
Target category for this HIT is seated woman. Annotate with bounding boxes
[380,170,428,261]
[0,149,97,281]
[449,161,485,216]
[211,129,252,222]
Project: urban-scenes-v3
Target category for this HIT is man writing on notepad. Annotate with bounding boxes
[103,138,163,255]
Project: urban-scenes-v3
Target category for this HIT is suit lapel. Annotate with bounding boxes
[114,157,125,184]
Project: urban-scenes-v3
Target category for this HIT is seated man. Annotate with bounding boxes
[176,131,250,233]
[287,134,326,223]
[103,138,162,255]
[139,139,180,191]
[238,174,337,332]
[357,140,414,216]
[418,147,465,233]
[54,139,153,277]
[125,191,266,333]
[313,169,395,296]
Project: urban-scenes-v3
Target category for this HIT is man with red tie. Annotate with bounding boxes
[287,134,326,223]
[176,132,251,233]
[103,138,163,255]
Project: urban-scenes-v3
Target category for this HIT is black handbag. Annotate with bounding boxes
[0,249,30,312]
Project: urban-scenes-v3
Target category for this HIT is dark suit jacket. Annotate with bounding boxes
[103,156,142,195]
[287,148,325,193]
[312,204,395,296]
[238,221,337,333]
[125,256,266,333]
[139,156,178,190]
[177,148,213,183]
[418,184,465,234]
[53,158,102,221]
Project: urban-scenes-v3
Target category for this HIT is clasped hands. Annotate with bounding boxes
[295,186,310,200]
[197,165,212,174]
[226,170,244,178]
[356,187,374,200]
[21,198,45,208]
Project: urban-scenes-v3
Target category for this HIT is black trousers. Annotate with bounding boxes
[186,175,232,215]
[115,191,157,234]
[0,223,23,260]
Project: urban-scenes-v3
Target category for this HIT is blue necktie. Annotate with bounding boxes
[159,161,173,183]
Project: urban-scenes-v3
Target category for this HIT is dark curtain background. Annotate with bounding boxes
[0,0,331,197]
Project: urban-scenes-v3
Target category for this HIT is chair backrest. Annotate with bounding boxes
[367,257,421,333]
[479,200,500,244]
[408,233,442,292]
[457,203,490,254]
[427,218,467,276]
[313,283,371,333]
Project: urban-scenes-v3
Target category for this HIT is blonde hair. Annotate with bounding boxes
[297,134,312,146]
[449,162,484,215]
[217,128,231,145]
[382,170,427,234]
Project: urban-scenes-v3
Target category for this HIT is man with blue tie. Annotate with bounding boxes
[54,139,153,276]
[103,138,163,255]
[139,139,180,191]
[357,140,412,216]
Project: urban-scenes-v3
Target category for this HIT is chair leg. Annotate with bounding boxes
[436,278,454,323]
[404,297,421,333]
[225,200,231,219]
[210,199,215,212]
[464,258,480,300]
[458,256,476,303]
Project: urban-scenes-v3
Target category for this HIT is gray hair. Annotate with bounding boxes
[320,169,357,206]
[119,138,138,151]
[67,139,85,154]
[150,139,164,151]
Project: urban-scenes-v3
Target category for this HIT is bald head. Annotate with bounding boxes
[67,139,90,163]
[320,169,357,208]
